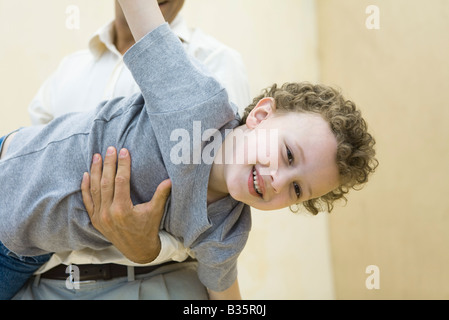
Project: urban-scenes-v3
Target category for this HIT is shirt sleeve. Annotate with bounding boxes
[122,22,237,216]
[190,203,251,292]
[192,232,249,292]
[157,230,190,263]
[28,73,56,125]
[123,23,225,115]
[200,47,252,116]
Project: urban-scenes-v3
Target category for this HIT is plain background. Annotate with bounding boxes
[0,0,448,299]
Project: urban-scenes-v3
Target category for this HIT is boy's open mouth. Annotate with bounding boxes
[252,166,263,198]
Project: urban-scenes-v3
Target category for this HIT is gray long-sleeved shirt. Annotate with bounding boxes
[0,23,251,291]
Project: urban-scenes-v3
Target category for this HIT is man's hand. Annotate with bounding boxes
[81,146,172,264]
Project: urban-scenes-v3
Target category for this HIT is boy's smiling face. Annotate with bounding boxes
[210,98,340,211]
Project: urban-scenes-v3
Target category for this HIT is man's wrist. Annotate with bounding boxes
[122,234,161,265]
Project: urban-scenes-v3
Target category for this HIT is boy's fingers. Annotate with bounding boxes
[113,148,132,207]
[81,172,94,218]
[100,147,118,208]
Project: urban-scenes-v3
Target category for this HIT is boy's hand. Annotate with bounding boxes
[81,147,172,264]
[118,0,165,42]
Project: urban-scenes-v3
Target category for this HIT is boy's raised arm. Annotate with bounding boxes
[118,0,165,42]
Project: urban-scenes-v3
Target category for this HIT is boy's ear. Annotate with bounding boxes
[245,97,276,129]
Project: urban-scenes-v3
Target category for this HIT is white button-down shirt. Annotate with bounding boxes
[29,15,251,273]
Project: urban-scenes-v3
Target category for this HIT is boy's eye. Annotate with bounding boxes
[287,146,302,199]
[286,146,294,164]
[294,182,302,199]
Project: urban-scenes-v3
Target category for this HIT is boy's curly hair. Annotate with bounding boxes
[241,82,378,215]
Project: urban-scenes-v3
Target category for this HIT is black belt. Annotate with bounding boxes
[40,260,187,282]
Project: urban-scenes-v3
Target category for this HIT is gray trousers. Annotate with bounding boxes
[12,261,209,300]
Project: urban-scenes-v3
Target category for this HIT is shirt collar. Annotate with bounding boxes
[88,20,118,60]
[170,15,192,45]
[88,15,192,60]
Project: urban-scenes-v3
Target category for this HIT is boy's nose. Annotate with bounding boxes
[270,168,291,194]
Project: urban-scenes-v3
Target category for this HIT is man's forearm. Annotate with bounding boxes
[118,0,165,42]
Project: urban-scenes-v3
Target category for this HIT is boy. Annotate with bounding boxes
[0,0,377,299]
[24,0,251,300]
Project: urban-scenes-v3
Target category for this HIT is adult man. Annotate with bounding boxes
[14,0,250,299]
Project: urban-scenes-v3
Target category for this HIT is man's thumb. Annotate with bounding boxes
[153,179,172,203]
[138,179,172,218]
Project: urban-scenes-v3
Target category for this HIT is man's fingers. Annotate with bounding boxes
[81,172,94,218]
[101,147,118,208]
[90,153,103,209]
[113,148,132,207]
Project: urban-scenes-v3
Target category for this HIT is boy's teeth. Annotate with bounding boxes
[253,168,262,195]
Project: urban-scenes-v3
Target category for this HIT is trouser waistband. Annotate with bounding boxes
[40,259,194,282]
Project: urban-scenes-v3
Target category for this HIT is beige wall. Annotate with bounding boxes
[317,0,449,299]
[0,0,333,299]
[0,1,115,134]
